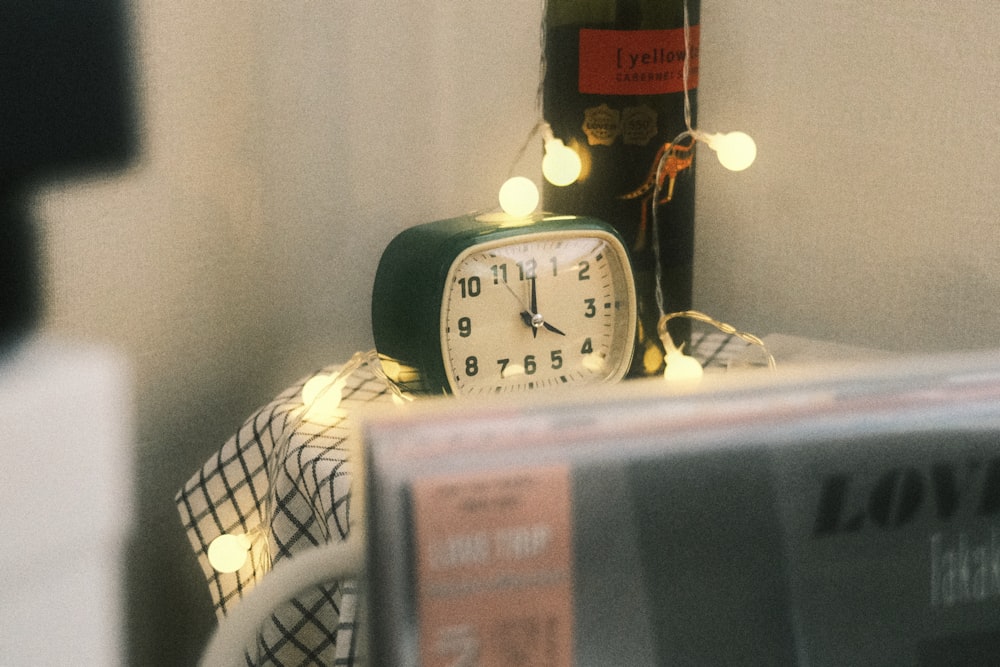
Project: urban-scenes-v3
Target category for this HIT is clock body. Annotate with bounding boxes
[372,213,637,396]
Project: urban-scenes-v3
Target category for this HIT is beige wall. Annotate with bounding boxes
[33,1,1000,663]
[695,1,1000,351]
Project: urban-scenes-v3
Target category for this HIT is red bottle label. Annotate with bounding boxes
[579,26,699,95]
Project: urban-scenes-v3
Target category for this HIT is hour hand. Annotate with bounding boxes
[520,308,566,337]
[543,321,566,336]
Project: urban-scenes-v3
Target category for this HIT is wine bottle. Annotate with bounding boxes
[542,0,699,377]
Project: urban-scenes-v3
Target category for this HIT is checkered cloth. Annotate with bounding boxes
[176,332,753,666]
[176,360,399,666]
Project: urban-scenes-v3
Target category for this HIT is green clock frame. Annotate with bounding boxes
[371,213,633,395]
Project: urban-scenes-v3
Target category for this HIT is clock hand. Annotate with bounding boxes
[528,277,538,338]
[506,275,565,336]
[525,276,567,336]
[501,281,538,331]
[543,321,567,336]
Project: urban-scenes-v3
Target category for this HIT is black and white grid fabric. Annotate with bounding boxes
[176,331,751,666]
[176,361,397,666]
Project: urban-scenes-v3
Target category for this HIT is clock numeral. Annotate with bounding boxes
[581,338,593,355]
[516,259,537,281]
[578,260,591,281]
[549,256,559,277]
[465,356,479,376]
[497,354,560,376]
[458,276,481,298]
[524,354,537,375]
[490,264,508,284]
[457,316,472,338]
[583,298,597,318]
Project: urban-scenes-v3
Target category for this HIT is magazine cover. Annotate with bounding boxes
[361,350,1000,666]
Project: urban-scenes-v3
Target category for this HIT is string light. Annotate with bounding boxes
[658,310,776,384]
[675,0,757,174]
[208,350,411,574]
[541,124,582,186]
[694,130,757,172]
[496,120,581,220]
[662,342,705,383]
[208,533,252,573]
[649,0,768,380]
[301,373,346,417]
[499,176,540,217]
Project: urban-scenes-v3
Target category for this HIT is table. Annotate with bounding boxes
[176,331,761,665]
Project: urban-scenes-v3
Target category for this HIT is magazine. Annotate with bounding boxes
[360,349,1000,666]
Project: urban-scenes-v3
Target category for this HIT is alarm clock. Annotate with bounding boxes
[371,212,638,396]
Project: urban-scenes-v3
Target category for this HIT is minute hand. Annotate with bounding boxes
[530,276,567,336]
[529,276,539,338]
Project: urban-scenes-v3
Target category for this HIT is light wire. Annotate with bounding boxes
[240,350,410,574]
[651,0,775,371]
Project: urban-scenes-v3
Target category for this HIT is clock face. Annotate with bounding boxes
[439,229,636,395]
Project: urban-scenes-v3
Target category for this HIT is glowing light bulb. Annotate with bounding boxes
[701,131,757,171]
[302,373,345,415]
[663,347,704,383]
[208,533,251,573]
[498,176,539,218]
[542,138,582,186]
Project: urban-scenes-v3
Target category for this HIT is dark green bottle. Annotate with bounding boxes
[542,0,699,376]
